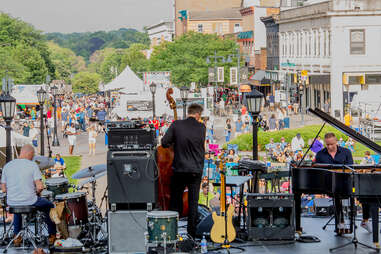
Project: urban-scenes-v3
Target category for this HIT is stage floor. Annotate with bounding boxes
[0,216,379,253]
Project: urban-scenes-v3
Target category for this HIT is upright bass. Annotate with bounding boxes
[156,88,189,216]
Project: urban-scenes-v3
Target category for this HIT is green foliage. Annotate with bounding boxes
[46,28,150,62]
[72,71,101,94]
[149,32,240,87]
[120,43,149,77]
[228,125,349,151]
[62,156,81,184]
[48,42,86,83]
[0,13,55,83]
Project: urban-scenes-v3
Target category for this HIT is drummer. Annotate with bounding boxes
[1,144,56,246]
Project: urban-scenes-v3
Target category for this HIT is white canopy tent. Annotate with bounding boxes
[103,66,147,93]
[11,85,42,105]
[0,126,33,163]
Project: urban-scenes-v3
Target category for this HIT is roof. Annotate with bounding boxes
[238,31,253,39]
[250,70,266,81]
[189,8,242,21]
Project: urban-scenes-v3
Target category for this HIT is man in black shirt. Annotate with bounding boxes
[315,133,372,236]
[162,103,206,238]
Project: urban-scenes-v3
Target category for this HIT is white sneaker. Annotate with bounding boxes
[361,221,372,233]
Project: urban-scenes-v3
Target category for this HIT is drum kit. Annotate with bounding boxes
[0,163,108,251]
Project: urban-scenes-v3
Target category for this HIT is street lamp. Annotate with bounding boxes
[149,82,157,118]
[0,93,16,163]
[51,85,60,147]
[245,89,264,160]
[37,87,47,155]
[180,86,189,119]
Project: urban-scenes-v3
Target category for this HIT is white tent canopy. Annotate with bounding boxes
[103,66,147,92]
[0,126,32,147]
[11,85,42,105]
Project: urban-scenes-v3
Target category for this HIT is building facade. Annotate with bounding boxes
[146,20,174,47]
[187,9,243,35]
[174,0,242,36]
[278,0,381,118]
[239,0,280,70]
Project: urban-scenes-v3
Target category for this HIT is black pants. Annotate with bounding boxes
[169,172,202,238]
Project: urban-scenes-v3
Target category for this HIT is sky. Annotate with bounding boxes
[0,0,173,33]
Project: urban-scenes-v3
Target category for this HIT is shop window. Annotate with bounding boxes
[365,74,381,84]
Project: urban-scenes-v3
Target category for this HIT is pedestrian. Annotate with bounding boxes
[87,125,97,156]
[22,122,30,137]
[291,133,305,153]
[225,119,232,142]
[268,114,277,131]
[66,123,78,155]
[29,123,39,148]
[235,118,243,138]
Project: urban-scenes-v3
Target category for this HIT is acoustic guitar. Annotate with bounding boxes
[210,156,236,244]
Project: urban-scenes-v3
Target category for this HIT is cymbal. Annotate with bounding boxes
[33,156,55,170]
[77,171,106,189]
[72,164,107,179]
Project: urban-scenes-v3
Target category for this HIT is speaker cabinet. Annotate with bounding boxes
[107,151,158,208]
[247,193,295,241]
[108,210,147,253]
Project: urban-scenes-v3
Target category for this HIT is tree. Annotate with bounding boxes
[149,32,239,87]
[47,42,86,83]
[72,72,101,94]
[119,43,149,76]
[0,13,55,81]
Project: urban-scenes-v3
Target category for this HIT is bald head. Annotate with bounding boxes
[19,144,35,160]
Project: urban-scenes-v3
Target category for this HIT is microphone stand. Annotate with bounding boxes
[330,165,379,252]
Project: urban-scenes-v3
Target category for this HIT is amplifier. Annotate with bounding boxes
[107,128,156,151]
[106,121,147,129]
[108,210,147,253]
[107,150,158,209]
[247,193,294,241]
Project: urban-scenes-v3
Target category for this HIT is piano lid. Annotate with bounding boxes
[308,108,381,154]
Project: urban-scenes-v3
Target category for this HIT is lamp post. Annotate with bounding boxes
[149,82,157,118]
[0,93,16,163]
[226,48,250,105]
[37,87,47,155]
[245,89,264,160]
[51,85,60,147]
[180,86,189,119]
[206,50,226,107]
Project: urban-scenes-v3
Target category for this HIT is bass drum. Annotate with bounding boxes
[196,204,213,238]
[55,192,88,225]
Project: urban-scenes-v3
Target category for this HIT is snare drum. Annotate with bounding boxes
[147,211,178,244]
[40,190,53,201]
[55,192,88,225]
[45,177,69,199]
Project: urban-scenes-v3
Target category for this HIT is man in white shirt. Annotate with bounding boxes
[291,133,305,153]
[1,144,56,245]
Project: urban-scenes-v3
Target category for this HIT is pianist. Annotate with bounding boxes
[315,133,353,235]
[315,133,353,165]
[315,133,372,235]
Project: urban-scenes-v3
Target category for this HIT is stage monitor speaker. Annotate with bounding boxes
[107,150,158,208]
[247,193,294,241]
[108,210,147,254]
[314,198,334,216]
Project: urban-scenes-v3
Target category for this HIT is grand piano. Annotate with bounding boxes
[292,108,381,245]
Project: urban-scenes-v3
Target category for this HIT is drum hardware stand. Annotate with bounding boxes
[330,166,379,252]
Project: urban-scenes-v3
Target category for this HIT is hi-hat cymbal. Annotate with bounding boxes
[72,164,107,179]
[33,156,55,170]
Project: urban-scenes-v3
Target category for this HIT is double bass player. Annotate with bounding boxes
[161,103,206,238]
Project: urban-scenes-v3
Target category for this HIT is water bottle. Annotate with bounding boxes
[201,235,208,254]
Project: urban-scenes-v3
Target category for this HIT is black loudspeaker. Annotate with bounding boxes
[107,150,158,208]
[314,198,334,216]
[108,210,147,253]
[195,205,214,238]
[247,193,294,241]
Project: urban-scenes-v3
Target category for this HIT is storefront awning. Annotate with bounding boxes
[239,84,251,92]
